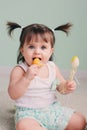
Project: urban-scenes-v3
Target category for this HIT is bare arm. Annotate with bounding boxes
[55,65,66,83]
[55,65,76,94]
[8,65,39,100]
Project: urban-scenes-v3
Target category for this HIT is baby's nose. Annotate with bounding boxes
[34,48,40,54]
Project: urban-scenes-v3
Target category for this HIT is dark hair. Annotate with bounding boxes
[6,22,72,64]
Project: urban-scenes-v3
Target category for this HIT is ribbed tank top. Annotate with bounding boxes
[15,61,57,108]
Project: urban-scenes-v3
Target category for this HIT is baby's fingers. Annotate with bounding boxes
[25,65,39,80]
[30,65,39,75]
[66,80,76,91]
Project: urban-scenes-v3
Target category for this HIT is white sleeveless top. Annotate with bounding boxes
[15,61,57,108]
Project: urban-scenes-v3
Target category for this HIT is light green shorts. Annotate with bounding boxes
[15,102,75,130]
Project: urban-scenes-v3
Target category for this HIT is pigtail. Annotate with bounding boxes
[6,22,21,36]
[54,23,72,35]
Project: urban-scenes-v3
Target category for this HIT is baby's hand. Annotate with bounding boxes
[25,65,39,81]
[65,80,76,93]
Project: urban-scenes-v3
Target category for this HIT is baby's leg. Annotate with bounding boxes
[16,118,47,130]
[65,112,86,130]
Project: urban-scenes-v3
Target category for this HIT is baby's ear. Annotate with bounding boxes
[20,48,23,55]
[51,48,54,54]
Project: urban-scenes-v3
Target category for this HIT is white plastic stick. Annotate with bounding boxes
[69,56,79,81]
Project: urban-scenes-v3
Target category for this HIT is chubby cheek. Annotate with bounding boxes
[43,53,52,62]
[21,50,33,65]
[26,58,32,65]
[23,55,32,65]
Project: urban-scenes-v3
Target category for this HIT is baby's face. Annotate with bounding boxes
[20,35,54,66]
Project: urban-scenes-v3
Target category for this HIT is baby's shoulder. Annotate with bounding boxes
[10,65,24,76]
[17,62,28,72]
[48,61,58,69]
[48,61,55,66]
[10,62,27,77]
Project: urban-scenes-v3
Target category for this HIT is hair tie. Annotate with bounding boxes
[52,29,55,33]
[21,26,24,29]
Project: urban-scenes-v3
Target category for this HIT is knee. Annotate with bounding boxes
[77,114,86,129]
[16,118,46,130]
[16,119,27,130]
[65,112,86,130]
[16,118,32,130]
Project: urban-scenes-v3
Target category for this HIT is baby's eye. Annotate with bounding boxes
[28,45,34,49]
[41,46,46,50]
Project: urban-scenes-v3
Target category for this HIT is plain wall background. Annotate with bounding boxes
[0,0,87,70]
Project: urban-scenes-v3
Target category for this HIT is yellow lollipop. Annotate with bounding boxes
[69,56,79,80]
[58,56,79,94]
[32,58,44,67]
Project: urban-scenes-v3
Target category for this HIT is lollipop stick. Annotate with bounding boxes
[69,67,77,81]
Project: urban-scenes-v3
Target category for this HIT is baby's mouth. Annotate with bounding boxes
[32,57,44,67]
[33,57,41,61]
